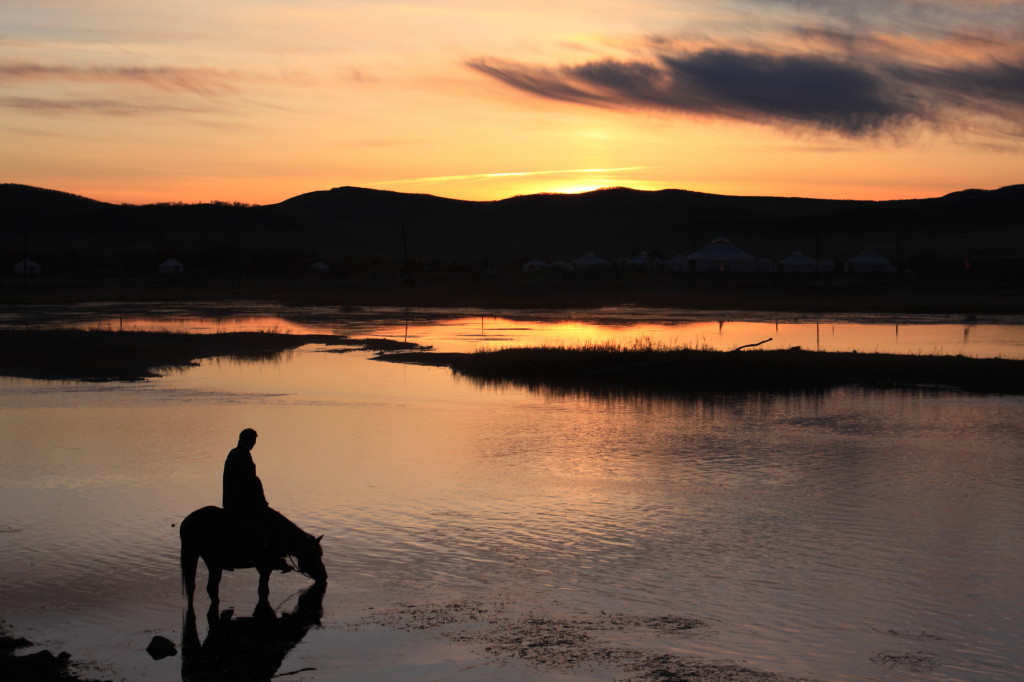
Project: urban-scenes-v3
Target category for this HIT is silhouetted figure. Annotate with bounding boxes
[222,429,280,569]
[181,582,325,682]
[223,428,268,511]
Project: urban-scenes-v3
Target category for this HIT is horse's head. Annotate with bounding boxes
[296,534,327,584]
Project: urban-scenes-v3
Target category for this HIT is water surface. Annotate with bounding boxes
[1,305,1022,681]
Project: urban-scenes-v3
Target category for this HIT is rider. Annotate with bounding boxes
[222,428,287,570]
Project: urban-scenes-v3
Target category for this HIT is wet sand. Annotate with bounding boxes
[4,599,813,682]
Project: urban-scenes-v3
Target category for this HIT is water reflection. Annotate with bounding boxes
[182,582,324,682]
[4,302,1024,358]
[2,309,1024,681]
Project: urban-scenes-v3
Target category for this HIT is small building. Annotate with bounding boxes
[309,261,331,274]
[159,258,184,274]
[777,251,818,273]
[571,253,611,272]
[14,258,41,275]
[844,249,896,273]
[623,251,666,271]
[666,253,690,272]
[684,237,757,272]
[522,258,548,274]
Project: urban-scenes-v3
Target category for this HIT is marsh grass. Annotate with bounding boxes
[0,329,412,381]
[437,342,1024,395]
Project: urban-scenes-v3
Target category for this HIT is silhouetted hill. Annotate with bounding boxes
[0,183,110,216]
[2,183,1022,278]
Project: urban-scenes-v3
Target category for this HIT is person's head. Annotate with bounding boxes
[238,428,258,449]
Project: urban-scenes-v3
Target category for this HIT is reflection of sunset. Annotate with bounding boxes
[56,312,1024,359]
[83,316,323,335]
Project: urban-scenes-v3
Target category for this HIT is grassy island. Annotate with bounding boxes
[1,329,1021,395]
[0,329,422,381]
[379,344,1024,396]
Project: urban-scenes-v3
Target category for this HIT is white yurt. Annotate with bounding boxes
[14,258,41,275]
[159,258,184,274]
[623,251,665,270]
[522,258,548,273]
[684,237,757,272]
[571,253,611,271]
[548,259,572,272]
[666,253,690,272]
[309,261,331,274]
[844,249,896,273]
[777,251,818,273]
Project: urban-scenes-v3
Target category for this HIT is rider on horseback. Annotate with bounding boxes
[223,428,289,572]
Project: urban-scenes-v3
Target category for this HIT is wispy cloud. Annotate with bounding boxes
[379,166,650,186]
[0,62,237,95]
[0,95,212,115]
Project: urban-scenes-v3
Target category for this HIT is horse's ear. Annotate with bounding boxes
[316,534,323,544]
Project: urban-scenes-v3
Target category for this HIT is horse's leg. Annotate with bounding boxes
[257,566,271,601]
[181,542,200,609]
[204,557,222,605]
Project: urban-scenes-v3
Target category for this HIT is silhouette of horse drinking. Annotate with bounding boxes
[180,506,327,607]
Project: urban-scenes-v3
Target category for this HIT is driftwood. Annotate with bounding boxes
[730,337,773,352]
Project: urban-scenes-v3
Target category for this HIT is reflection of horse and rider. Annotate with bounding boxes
[181,581,325,682]
[180,429,327,607]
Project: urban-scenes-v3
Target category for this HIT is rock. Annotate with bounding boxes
[145,635,177,660]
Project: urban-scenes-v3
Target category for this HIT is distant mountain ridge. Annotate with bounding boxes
[2,182,1022,275]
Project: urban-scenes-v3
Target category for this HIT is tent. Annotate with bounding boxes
[571,253,611,271]
[684,237,757,272]
[666,253,690,272]
[159,258,184,274]
[777,251,817,273]
[623,251,666,270]
[548,259,572,272]
[522,258,548,273]
[14,258,40,275]
[309,261,331,274]
[844,249,896,273]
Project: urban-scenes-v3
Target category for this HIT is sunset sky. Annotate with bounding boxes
[2,0,1022,205]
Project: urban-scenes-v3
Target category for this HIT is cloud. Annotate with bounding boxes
[0,63,236,96]
[381,166,650,186]
[468,45,1024,140]
[0,95,214,116]
[468,0,1024,142]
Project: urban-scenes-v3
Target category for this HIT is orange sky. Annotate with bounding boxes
[2,0,1021,205]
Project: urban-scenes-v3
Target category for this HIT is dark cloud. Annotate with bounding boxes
[468,47,1024,139]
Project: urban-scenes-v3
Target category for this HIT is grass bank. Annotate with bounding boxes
[0,329,420,381]
[380,343,1024,396]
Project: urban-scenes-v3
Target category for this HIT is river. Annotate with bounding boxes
[1,303,1022,681]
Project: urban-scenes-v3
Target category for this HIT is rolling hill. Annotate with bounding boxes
[2,183,1022,278]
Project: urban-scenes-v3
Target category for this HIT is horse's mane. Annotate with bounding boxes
[268,508,314,544]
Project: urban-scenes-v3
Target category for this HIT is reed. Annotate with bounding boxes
[439,344,1024,395]
[0,329,399,381]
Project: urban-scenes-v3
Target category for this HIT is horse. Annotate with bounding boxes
[180,505,327,608]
